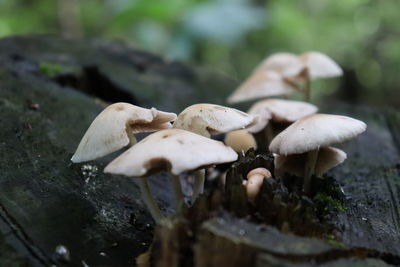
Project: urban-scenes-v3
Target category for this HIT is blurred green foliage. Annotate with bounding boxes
[0,0,399,107]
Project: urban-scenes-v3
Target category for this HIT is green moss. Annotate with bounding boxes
[311,176,348,217]
[39,62,63,77]
[313,193,348,213]
[325,234,345,248]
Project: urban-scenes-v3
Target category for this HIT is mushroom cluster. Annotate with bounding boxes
[71,102,257,222]
[224,52,341,151]
[223,51,366,196]
[71,50,366,226]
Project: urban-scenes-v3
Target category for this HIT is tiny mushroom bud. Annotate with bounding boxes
[224,130,257,154]
[244,168,272,202]
[71,103,177,163]
[269,114,366,195]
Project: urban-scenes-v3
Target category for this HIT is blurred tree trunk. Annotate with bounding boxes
[58,0,82,38]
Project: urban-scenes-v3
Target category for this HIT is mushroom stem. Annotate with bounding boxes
[192,169,205,203]
[304,148,319,195]
[138,178,163,223]
[245,174,265,202]
[303,69,311,102]
[190,117,210,138]
[170,174,185,211]
[127,130,137,147]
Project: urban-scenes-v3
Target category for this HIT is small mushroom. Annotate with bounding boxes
[104,129,238,221]
[247,99,318,145]
[269,114,366,194]
[71,103,176,223]
[71,103,177,163]
[300,51,343,80]
[274,146,347,177]
[243,168,272,202]
[250,51,343,101]
[224,129,257,154]
[297,51,343,101]
[173,103,258,201]
[227,71,297,104]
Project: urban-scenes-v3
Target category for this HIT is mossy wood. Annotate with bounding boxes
[0,36,399,266]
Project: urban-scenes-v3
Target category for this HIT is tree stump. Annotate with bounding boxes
[0,36,399,266]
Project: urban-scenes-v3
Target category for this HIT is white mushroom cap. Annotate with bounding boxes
[227,71,297,104]
[300,51,343,79]
[224,130,257,153]
[104,129,238,176]
[246,99,318,133]
[274,147,347,177]
[255,52,304,77]
[173,103,258,138]
[269,114,367,155]
[71,103,177,163]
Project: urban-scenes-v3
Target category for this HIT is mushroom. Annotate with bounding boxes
[173,103,258,201]
[269,114,366,194]
[297,52,343,101]
[71,103,176,222]
[224,129,257,154]
[243,168,272,202]
[249,51,342,101]
[104,129,238,221]
[247,99,318,145]
[274,146,347,178]
[255,52,304,78]
[71,102,177,163]
[173,103,258,138]
[227,71,297,104]
[300,51,343,80]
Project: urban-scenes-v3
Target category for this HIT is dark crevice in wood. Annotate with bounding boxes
[0,203,55,267]
[385,111,400,156]
[54,65,140,105]
[11,54,140,105]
